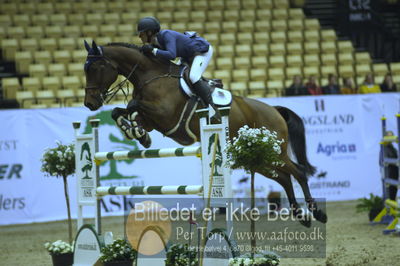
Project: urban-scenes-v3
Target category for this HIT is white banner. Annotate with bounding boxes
[232,93,400,202]
[0,93,398,225]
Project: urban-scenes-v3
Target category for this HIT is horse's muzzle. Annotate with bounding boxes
[84,87,103,111]
[84,96,102,110]
[84,101,97,111]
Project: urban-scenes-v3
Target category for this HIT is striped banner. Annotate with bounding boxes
[96,185,204,196]
[95,146,201,161]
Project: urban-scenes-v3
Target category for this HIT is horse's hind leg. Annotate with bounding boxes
[294,174,328,224]
[260,169,312,228]
[284,160,328,224]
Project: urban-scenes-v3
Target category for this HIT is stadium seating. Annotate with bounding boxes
[0,0,398,107]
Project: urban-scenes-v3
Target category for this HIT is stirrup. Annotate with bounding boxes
[209,105,221,123]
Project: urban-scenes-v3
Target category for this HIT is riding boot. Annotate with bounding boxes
[192,80,221,123]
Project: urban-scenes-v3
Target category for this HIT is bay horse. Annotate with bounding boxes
[83,41,327,227]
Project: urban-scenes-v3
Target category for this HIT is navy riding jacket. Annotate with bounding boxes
[155,30,210,62]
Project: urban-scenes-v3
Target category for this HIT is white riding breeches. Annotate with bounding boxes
[189,45,213,84]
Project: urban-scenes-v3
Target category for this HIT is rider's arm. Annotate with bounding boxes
[153,31,177,61]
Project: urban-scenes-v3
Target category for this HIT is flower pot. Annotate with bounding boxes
[103,260,133,266]
[51,252,73,266]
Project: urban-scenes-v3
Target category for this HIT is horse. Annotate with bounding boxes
[83,40,327,227]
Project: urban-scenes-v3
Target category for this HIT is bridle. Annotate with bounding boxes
[85,46,181,104]
[85,53,139,104]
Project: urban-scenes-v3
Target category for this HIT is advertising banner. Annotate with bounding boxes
[232,93,400,202]
[0,93,398,225]
[0,111,29,224]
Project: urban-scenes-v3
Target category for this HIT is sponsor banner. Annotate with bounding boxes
[0,106,202,224]
[0,107,93,225]
[0,93,399,225]
[0,111,28,223]
[234,93,400,202]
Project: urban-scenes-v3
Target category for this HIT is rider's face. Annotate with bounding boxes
[139,32,147,44]
[139,31,155,44]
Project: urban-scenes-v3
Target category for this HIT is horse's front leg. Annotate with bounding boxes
[111,106,152,148]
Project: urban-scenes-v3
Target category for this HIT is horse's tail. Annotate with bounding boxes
[275,106,316,177]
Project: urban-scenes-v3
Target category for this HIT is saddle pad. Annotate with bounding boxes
[179,68,232,107]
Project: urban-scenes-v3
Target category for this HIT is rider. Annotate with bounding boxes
[136,16,221,122]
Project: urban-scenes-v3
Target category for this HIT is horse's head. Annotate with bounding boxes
[83,40,119,111]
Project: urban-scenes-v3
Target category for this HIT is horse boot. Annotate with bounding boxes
[127,112,152,148]
[112,108,133,138]
[111,108,152,148]
[192,80,221,123]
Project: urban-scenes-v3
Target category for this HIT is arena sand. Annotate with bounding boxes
[1,200,399,266]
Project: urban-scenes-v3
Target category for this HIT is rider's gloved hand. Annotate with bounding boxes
[141,44,154,55]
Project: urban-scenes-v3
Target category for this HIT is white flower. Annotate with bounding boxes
[243,258,252,265]
[45,240,73,254]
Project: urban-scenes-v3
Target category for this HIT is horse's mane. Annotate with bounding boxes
[105,42,173,68]
[106,42,141,50]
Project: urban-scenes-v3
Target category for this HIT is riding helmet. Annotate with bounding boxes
[137,17,160,33]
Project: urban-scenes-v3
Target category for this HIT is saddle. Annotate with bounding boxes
[164,63,232,145]
[170,63,232,107]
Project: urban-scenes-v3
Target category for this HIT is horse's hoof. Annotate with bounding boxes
[141,141,151,148]
[314,209,328,224]
[139,134,151,148]
[298,216,312,228]
[294,211,312,228]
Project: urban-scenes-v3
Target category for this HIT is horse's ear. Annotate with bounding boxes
[92,40,100,55]
[84,40,90,52]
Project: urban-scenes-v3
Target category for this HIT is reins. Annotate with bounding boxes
[102,62,139,104]
[135,64,181,91]
[104,60,180,104]
[86,50,139,104]
[86,46,182,104]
